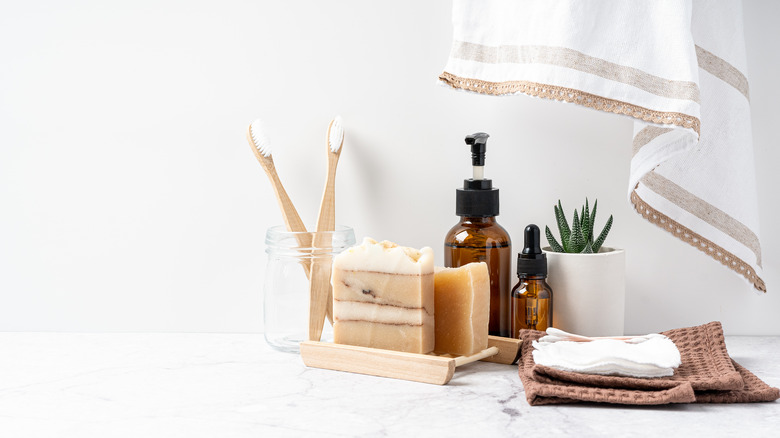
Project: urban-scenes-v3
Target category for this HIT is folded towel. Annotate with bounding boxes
[518,321,779,406]
[532,331,681,378]
[439,0,765,292]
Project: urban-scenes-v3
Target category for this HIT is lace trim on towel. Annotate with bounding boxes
[631,190,766,293]
[439,72,701,135]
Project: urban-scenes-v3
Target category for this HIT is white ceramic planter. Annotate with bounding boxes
[543,247,625,337]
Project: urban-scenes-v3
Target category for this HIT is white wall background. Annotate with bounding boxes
[1,1,778,334]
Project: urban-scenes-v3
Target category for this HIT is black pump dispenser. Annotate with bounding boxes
[517,224,548,277]
[456,133,499,217]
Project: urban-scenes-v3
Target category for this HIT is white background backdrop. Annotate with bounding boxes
[1,1,778,335]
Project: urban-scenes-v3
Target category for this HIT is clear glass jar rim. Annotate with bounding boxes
[265,225,356,252]
[265,224,354,239]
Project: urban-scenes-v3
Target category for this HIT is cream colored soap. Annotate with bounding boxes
[332,238,434,354]
[433,262,489,356]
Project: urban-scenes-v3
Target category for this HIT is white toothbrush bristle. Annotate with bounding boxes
[250,119,272,157]
[328,116,344,153]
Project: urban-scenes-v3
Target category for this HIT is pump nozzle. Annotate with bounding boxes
[465,132,489,180]
[456,131,499,217]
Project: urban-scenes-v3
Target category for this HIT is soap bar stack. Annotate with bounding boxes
[332,238,435,354]
[332,238,492,357]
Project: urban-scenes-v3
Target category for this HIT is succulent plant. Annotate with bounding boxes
[545,198,613,253]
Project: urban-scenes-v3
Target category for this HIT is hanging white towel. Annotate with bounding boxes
[533,329,682,378]
[439,0,764,292]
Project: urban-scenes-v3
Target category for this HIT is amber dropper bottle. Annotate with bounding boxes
[511,224,553,337]
[444,133,512,337]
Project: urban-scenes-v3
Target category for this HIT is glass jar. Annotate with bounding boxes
[263,225,355,353]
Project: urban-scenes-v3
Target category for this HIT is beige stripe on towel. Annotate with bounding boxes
[631,190,765,292]
[640,172,762,266]
[451,42,701,103]
[695,45,750,101]
[633,126,675,156]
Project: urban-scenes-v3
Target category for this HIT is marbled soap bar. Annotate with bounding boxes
[433,263,489,356]
[332,238,434,354]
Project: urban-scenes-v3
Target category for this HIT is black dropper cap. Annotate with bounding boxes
[456,133,499,217]
[517,224,548,277]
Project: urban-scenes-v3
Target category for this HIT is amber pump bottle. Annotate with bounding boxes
[444,132,512,337]
[511,224,553,337]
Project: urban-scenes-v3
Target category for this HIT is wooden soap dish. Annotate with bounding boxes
[300,335,521,385]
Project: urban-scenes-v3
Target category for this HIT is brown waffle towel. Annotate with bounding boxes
[518,321,779,406]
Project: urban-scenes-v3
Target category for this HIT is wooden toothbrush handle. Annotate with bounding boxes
[263,165,312,277]
[308,159,339,341]
[308,247,332,341]
[315,160,338,233]
[318,159,339,324]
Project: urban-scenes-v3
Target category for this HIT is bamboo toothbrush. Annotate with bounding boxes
[308,116,344,341]
[247,120,312,272]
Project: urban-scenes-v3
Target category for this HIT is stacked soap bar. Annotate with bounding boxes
[433,263,490,356]
[332,238,435,354]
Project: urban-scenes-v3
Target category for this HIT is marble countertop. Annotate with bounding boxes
[0,333,778,437]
